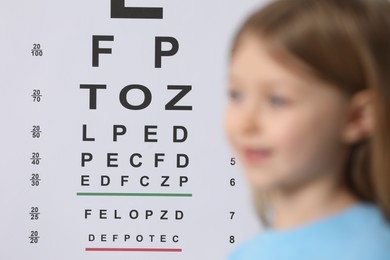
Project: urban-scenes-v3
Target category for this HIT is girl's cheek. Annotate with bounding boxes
[269,113,316,178]
[268,112,305,151]
[271,106,337,189]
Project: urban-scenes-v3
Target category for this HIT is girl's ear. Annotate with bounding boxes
[341,89,375,144]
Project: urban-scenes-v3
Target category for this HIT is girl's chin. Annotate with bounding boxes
[245,172,278,191]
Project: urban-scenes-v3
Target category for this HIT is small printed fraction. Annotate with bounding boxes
[29,43,43,247]
[31,44,43,57]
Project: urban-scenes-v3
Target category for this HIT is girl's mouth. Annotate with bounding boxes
[242,148,272,165]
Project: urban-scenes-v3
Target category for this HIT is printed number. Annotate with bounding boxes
[230,178,236,186]
[30,207,39,220]
[32,125,41,138]
[229,236,235,244]
[32,89,41,102]
[230,157,236,165]
[31,152,40,165]
[29,231,39,244]
[31,44,43,56]
[230,211,235,220]
[31,173,40,186]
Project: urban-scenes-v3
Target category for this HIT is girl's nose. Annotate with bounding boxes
[240,101,261,135]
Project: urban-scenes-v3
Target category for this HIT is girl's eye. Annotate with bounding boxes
[229,89,243,102]
[269,95,287,107]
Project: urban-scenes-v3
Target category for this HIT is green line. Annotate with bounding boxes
[77,192,192,197]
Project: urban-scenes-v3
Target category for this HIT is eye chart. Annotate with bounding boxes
[0,1,266,259]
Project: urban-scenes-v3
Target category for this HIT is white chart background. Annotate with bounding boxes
[0,1,270,259]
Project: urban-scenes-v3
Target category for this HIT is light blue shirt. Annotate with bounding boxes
[228,202,390,260]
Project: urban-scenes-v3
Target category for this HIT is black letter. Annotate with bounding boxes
[175,210,184,220]
[85,209,92,219]
[140,176,149,187]
[129,210,139,219]
[119,84,152,110]
[113,125,127,141]
[89,234,95,241]
[80,84,107,110]
[145,125,158,142]
[179,176,188,187]
[101,175,110,186]
[165,85,192,110]
[92,35,114,67]
[155,37,179,68]
[177,154,189,168]
[155,153,165,167]
[173,126,188,143]
[161,176,169,187]
[107,153,118,167]
[146,210,153,219]
[160,210,168,220]
[81,153,93,167]
[111,0,163,19]
[81,175,90,186]
[121,176,129,186]
[83,124,95,141]
[130,153,142,167]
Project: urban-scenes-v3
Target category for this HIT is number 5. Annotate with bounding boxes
[230,157,236,165]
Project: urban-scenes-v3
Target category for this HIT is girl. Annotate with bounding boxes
[224,0,390,259]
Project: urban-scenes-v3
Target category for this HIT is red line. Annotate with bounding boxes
[85,247,182,252]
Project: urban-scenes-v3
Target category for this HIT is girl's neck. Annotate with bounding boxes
[269,175,359,231]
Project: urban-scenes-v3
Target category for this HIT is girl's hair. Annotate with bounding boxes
[231,0,390,226]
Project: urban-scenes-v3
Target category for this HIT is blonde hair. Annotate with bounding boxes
[232,0,390,226]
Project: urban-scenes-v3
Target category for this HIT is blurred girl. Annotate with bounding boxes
[225,0,390,259]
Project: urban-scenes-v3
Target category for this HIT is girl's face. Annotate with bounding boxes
[224,34,350,192]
